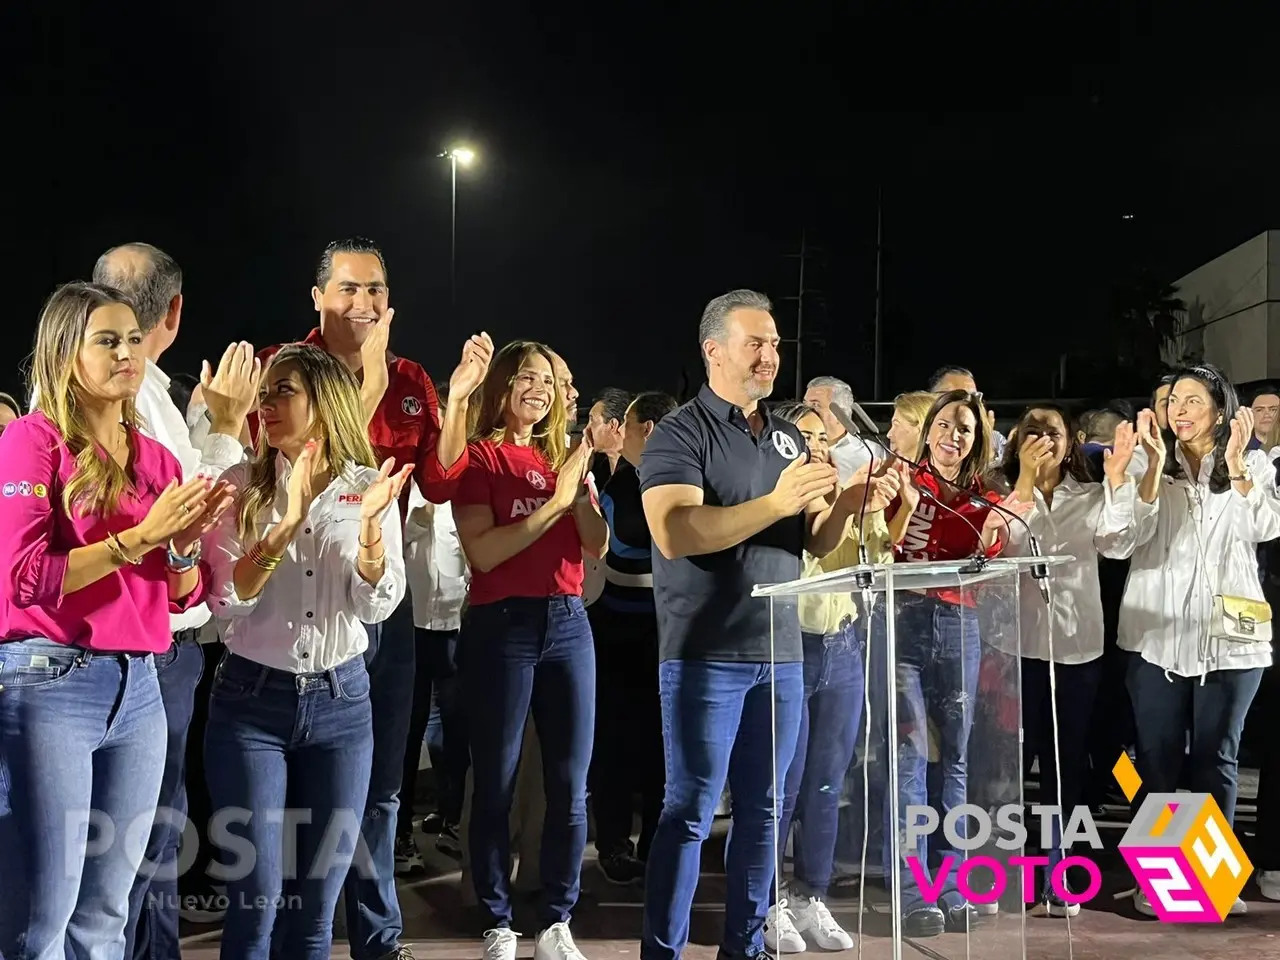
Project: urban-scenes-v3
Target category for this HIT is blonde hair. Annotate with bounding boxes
[468,340,568,470]
[31,282,143,517]
[892,391,936,433]
[237,344,378,541]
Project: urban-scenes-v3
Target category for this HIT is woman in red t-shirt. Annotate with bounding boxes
[876,389,1031,937]
[452,340,608,960]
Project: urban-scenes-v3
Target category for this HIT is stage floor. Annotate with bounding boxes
[178,780,1280,960]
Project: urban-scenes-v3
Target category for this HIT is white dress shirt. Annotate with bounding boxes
[1098,447,1280,679]
[404,482,468,631]
[1003,476,1123,664]
[207,456,406,672]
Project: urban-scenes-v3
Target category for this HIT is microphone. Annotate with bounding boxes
[838,402,1052,604]
[832,405,987,577]
[847,430,880,593]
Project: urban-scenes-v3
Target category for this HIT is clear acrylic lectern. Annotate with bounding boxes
[755,557,1075,960]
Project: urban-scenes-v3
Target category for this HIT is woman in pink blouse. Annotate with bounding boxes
[0,282,233,960]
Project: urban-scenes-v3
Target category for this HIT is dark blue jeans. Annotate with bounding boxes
[777,626,864,899]
[343,598,416,960]
[880,595,981,912]
[124,632,204,960]
[642,659,804,960]
[461,595,596,929]
[1125,653,1262,825]
[205,653,374,960]
[0,639,165,960]
[1021,656,1102,894]
[402,628,467,829]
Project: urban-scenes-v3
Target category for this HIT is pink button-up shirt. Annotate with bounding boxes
[0,412,207,653]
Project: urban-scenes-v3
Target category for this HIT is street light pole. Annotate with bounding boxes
[450,153,458,308]
[438,145,475,311]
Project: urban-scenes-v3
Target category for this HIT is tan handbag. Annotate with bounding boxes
[1211,595,1273,643]
[1186,485,1273,643]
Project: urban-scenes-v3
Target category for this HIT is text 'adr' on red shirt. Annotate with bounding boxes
[452,439,587,606]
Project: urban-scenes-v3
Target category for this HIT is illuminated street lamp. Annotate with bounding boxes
[438,145,477,307]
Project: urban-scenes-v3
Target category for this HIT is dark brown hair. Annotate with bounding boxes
[919,389,992,490]
[998,403,1097,488]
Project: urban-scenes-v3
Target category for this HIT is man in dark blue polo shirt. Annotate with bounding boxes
[638,290,899,960]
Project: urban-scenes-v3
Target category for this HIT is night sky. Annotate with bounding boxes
[6,4,1279,411]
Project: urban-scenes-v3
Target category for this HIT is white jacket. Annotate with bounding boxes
[1004,477,1120,664]
[1099,447,1280,679]
[404,482,469,631]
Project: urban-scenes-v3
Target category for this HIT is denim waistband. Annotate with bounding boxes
[219,651,366,696]
[0,637,152,662]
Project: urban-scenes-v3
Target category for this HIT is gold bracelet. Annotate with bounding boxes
[357,549,386,565]
[107,532,143,566]
[359,535,382,549]
[248,542,283,571]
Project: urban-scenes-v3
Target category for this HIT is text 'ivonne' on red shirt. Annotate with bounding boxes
[254,330,455,509]
[453,440,586,606]
[890,462,1005,607]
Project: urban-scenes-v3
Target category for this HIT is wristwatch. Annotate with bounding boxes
[166,538,202,572]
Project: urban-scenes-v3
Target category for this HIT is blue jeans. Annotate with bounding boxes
[0,639,166,960]
[124,632,204,960]
[642,659,804,960]
[1126,653,1262,825]
[402,628,467,829]
[880,595,981,912]
[205,653,374,960]
[460,595,596,929]
[1021,657,1102,895]
[777,627,863,899]
[343,598,416,960]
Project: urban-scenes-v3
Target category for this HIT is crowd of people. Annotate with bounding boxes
[0,237,1277,960]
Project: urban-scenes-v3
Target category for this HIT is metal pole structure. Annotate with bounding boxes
[873,185,883,400]
[795,229,807,399]
[450,154,458,308]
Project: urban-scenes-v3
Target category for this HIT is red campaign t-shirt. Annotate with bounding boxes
[890,462,1004,607]
[453,440,586,606]
[253,330,442,514]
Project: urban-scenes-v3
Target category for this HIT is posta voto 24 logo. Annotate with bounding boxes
[1113,753,1252,921]
[905,755,1252,921]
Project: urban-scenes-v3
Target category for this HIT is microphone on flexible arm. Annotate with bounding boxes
[840,401,1052,606]
[830,405,987,593]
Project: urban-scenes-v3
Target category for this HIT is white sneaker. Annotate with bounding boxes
[793,896,854,951]
[534,922,588,960]
[1229,896,1247,916]
[765,901,807,953]
[1133,890,1156,917]
[1259,870,1280,901]
[484,928,520,960]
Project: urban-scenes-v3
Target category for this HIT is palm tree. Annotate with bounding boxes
[1110,266,1186,384]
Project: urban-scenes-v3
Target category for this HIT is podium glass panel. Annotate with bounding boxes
[758,559,1073,960]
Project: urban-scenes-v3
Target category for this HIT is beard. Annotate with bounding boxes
[742,372,775,402]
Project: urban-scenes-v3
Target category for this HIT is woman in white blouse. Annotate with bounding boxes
[1099,364,1280,918]
[993,403,1137,917]
[205,345,409,960]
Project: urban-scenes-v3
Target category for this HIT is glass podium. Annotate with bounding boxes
[756,557,1074,960]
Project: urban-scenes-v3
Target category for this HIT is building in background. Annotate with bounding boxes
[1167,230,1280,382]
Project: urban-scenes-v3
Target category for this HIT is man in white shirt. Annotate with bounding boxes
[397,477,469,872]
[87,243,259,958]
[804,375,885,483]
